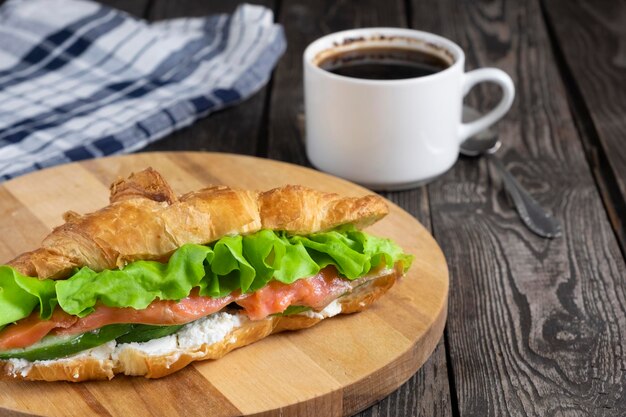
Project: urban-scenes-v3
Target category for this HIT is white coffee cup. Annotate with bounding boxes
[303,28,515,190]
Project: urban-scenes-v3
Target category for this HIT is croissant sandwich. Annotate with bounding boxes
[0,168,412,382]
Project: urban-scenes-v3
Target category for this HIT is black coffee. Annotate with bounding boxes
[317,47,450,80]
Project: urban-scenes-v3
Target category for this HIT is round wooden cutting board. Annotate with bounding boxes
[0,152,448,417]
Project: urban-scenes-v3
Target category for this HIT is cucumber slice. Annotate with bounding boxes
[116,324,184,344]
[280,305,312,316]
[0,324,133,362]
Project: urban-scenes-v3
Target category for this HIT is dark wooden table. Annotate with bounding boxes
[101,1,625,416]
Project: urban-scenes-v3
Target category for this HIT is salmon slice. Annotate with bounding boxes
[236,267,351,320]
[0,266,351,350]
[54,291,237,337]
[0,309,77,350]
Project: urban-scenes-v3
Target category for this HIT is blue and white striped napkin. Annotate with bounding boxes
[0,0,286,180]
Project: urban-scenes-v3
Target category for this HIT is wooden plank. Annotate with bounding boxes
[541,0,626,253]
[140,0,275,156]
[268,2,453,417]
[410,0,626,415]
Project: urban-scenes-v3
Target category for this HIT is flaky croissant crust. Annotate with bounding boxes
[8,168,388,279]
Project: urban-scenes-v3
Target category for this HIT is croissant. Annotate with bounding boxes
[0,168,410,382]
[8,168,388,280]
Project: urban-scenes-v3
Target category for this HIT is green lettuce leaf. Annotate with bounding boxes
[2,228,413,326]
[0,266,57,328]
[56,244,213,317]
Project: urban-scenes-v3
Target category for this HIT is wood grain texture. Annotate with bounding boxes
[268,2,453,415]
[541,0,626,254]
[140,0,275,156]
[362,190,451,417]
[410,0,626,415]
[0,152,448,417]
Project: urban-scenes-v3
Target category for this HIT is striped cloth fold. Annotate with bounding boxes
[0,0,286,180]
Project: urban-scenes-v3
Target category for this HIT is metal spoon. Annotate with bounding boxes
[461,106,562,238]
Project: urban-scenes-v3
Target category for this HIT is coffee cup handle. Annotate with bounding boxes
[458,68,515,142]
